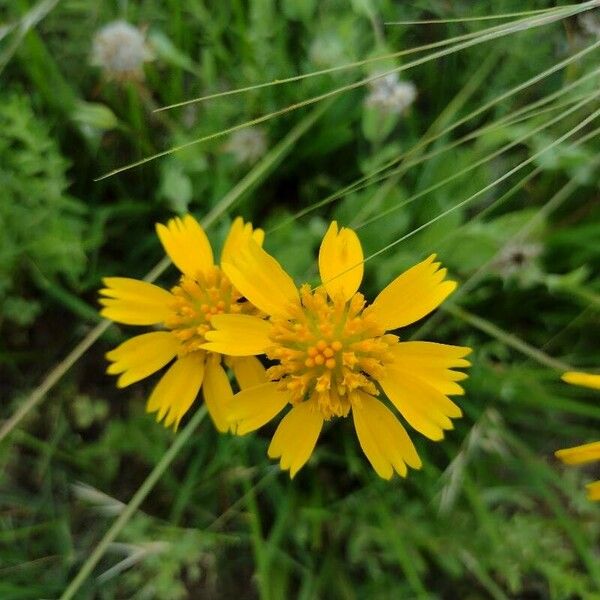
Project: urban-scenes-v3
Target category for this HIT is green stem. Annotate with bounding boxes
[241,448,270,600]
[444,304,571,372]
[59,406,207,600]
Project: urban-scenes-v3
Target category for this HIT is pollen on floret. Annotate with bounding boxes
[165,265,254,356]
[265,284,398,420]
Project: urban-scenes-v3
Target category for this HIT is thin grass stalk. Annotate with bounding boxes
[415,145,600,340]
[270,42,600,232]
[385,7,557,25]
[0,0,61,74]
[444,305,571,371]
[349,51,500,227]
[156,4,589,111]
[354,89,600,230]
[359,100,600,268]
[97,2,596,180]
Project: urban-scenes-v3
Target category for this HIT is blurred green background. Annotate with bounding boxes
[1,0,599,598]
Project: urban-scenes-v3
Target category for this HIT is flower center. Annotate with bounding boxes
[165,266,251,356]
[267,284,398,419]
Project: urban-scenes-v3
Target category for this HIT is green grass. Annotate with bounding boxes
[1,0,599,598]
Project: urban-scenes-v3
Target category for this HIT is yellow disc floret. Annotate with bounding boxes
[267,284,398,419]
[165,266,253,356]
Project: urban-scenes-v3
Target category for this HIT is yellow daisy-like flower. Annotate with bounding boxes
[203,221,471,479]
[555,370,600,501]
[99,214,266,431]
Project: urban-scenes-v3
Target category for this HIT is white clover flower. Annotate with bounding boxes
[91,20,153,81]
[365,72,417,115]
[224,127,268,165]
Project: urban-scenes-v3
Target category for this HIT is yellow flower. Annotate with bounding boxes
[555,371,600,501]
[203,221,471,478]
[99,214,266,431]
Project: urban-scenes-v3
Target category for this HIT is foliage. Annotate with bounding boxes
[0,93,88,326]
[1,0,599,598]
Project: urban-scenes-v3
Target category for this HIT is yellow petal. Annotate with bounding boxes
[230,356,267,389]
[268,400,323,478]
[155,214,214,277]
[203,314,272,356]
[203,356,234,433]
[370,254,457,330]
[318,221,364,302]
[228,382,290,435]
[352,392,421,479]
[222,239,299,318]
[221,216,265,265]
[106,331,179,387]
[378,368,460,441]
[586,481,600,501]
[390,342,471,396]
[555,441,600,465]
[561,371,600,390]
[99,277,173,325]
[146,352,205,430]
[392,341,471,361]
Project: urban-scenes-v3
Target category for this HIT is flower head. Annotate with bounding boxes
[223,128,268,165]
[365,72,417,115]
[91,20,153,81]
[555,371,600,501]
[99,215,265,430]
[490,239,542,284]
[204,222,471,478]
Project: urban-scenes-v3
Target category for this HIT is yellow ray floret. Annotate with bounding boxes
[561,371,600,390]
[586,481,600,501]
[555,372,600,502]
[212,220,470,478]
[369,254,457,330]
[555,441,600,503]
[106,331,179,388]
[268,399,324,479]
[353,391,422,479]
[99,214,264,431]
[99,278,173,325]
[155,214,214,277]
[555,441,600,465]
[229,356,268,390]
[318,221,363,302]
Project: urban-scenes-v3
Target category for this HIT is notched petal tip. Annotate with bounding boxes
[319,220,364,302]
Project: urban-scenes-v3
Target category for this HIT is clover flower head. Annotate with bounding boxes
[365,72,417,115]
[205,222,471,479]
[555,371,600,501]
[224,127,268,165]
[99,215,265,431]
[91,20,153,81]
